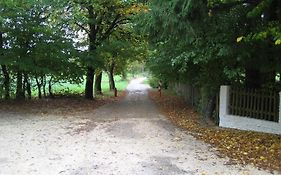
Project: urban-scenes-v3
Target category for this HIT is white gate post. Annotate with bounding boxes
[279,92,281,124]
[219,86,230,118]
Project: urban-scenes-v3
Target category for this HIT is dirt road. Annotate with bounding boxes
[0,78,277,175]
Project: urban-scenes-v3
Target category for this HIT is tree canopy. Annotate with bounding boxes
[0,0,146,100]
[137,0,281,119]
[1,0,280,123]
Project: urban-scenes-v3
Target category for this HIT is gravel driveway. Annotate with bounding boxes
[0,78,277,175]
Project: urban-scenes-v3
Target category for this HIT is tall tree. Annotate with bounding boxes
[0,1,82,99]
[139,0,280,122]
[0,32,10,99]
[68,0,147,99]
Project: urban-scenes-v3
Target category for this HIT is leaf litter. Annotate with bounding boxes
[149,90,281,172]
[0,91,126,116]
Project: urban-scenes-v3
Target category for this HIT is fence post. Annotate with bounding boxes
[279,92,281,123]
[219,86,230,117]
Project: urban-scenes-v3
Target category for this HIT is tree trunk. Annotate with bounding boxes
[42,76,46,98]
[95,71,102,95]
[1,65,10,99]
[35,77,42,99]
[0,32,10,99]
[85,5,97,100]
[121,71,127,81]
[85,66,95,99]
[24,74,31,99]
[16,71,25,100]
[23,75,26,95]
[48,77,54,98]
[108,72,115,91]
[109,62,116,91]
[204,95,217,122]
[200,85,218,125]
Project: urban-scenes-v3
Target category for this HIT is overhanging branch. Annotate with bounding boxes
[97,14,130,44]
[75,22,90,34]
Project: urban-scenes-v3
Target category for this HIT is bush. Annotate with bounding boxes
[148,77,160,88]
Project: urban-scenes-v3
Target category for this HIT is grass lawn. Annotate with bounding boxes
[31,74,129,98]
[1,74,130,114]
[143,78,149,85]
[101,75,129,96]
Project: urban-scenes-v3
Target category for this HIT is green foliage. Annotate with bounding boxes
[0,0,145,99]
[140,0,281,86]
[0,1,82,80]
[209,0,281,45]
[51,74,128,95]
[137,0,281,120]
[148,76,160,88]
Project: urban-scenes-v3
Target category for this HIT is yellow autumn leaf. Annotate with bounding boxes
[149,91,281,172]
[237,36,244,43]
[275,39,281,45]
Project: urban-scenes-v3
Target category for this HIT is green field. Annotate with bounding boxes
[31,74,129,97]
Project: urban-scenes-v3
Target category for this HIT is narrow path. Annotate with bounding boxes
[0,78,277,175]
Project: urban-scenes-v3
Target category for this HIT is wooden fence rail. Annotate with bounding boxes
[229,87,279,122]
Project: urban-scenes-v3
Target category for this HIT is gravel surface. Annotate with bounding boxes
[0,78,278,175]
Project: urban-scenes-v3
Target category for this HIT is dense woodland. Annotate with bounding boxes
[138,0,281,120]
[1,0,281,122]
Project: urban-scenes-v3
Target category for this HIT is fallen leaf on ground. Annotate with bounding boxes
[149,90,281,172]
